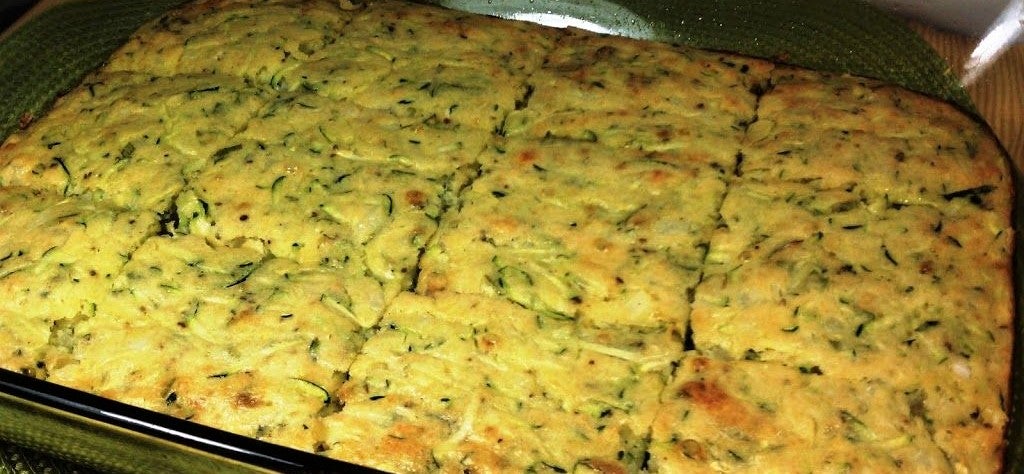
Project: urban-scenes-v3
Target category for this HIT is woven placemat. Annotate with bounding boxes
[0,0,189,141]
[0,444,96,474]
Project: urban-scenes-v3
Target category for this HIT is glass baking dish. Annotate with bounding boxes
[0,0,1019,472]
[0,369,372,472]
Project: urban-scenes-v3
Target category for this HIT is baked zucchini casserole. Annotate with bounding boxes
[0,0,1013,472]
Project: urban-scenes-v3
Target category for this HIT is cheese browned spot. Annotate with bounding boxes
[650,356,951,473]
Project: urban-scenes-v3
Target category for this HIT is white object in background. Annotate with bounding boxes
[865,0,1013,38]
[962,0,1024,86]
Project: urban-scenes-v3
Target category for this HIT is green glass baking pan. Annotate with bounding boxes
[0,0,1018,472]
[0,369,379,473]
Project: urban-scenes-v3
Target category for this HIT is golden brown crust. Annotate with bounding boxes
[0,0,1012,472]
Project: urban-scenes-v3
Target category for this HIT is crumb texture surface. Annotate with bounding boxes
[0,1,1012,472]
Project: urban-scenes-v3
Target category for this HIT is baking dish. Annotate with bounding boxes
[0,0,1019,472]
[0,368,371,472]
